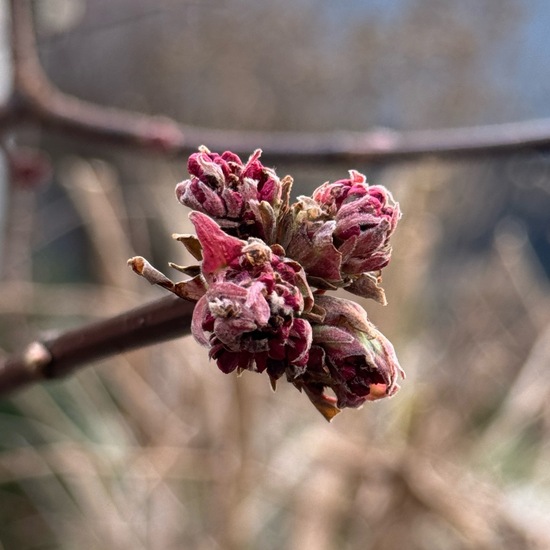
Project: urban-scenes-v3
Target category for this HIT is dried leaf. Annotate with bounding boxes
[346,272,387,305]
[303,387,341,422]
[172,276,207,302]
[169,262,201,277]
[172,233,203,260]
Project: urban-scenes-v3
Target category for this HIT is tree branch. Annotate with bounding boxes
[4,0,550,164]
[0,295,195,397]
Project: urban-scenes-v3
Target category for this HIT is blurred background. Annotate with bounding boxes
[1,0,550,548]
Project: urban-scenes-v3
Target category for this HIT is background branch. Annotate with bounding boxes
[4,0,550,164]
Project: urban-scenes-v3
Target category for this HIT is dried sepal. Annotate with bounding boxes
[128,256,174,289]
[172,233,203,260]
[302,384,341,422]
[302,300,327,324]
[168,263,201,277]
[128,256,206,302]
[279,175,293,214]
[346,272,387,305]
[248,200,277,244]
[306,276,339,291]
[171,276,208,301]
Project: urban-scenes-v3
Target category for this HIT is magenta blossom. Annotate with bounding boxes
[332,182,400,274]
[283,170,400,293]
[311,170,371,214]
[130,150,405,421]
[175,146,286,243]
[189,212,313,379]
[292,294,404,418]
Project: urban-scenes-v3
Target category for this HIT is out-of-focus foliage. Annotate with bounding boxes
[2,1,550,549]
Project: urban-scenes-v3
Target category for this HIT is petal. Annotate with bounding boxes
[191,295,210,346]
[189,212,244,277]
[245,281,271,326]
[286,220,342,282]
[220,187,244,218]
[175,179,227,217]
[212,347,241,373]
[313,295,372,334]
[345,273,387,305]
[196,152,226,182]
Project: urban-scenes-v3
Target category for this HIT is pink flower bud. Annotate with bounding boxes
[293,295,404,414]
[131,149,405,420]
[176,147,283,242]
[311,170,370,213]
[284,171,400,293]
[189,213,314,378]
[333,184,400,274]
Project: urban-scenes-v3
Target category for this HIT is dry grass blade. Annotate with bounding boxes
[59,158,136,294]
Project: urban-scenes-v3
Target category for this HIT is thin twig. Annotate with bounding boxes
[0,295,195,397]
[4,0,550,164]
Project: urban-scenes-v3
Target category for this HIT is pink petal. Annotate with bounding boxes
[189,212,244,277]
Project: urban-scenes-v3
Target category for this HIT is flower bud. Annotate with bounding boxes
[333,183,400,274]
[130,149,406,420]
[311,170,370,214]
[176,147,284,242]
[8,147,52,190]
[283,171,400,295]
[293,294,404,417]
[189,212,314,378]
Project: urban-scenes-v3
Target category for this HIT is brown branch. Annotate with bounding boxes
[0,295,195,397]
[4,0,550,164]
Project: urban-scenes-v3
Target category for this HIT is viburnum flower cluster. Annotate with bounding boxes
[130,146,404,420]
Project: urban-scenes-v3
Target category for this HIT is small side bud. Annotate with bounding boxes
[128,256,173,287]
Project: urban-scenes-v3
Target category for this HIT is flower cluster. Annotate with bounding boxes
[175,146,287,243]
[190,211,313,379]
[130,147,404,420]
